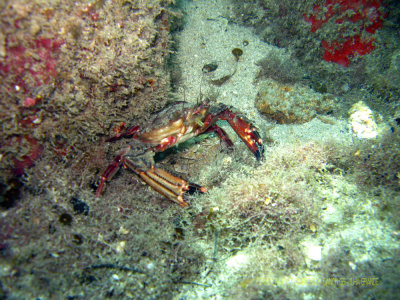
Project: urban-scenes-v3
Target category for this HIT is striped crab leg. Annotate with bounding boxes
[96,152,205,206]
[123,159,206,207]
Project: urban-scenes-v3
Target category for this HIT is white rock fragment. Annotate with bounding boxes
[348,101,378,139]
[111,274,119,281]
[349,261,357,270]
[115,241,126,253]
[118,225,130,235]
[322,203,343,224]
[307,245,322,261]
[225,252,249,270]
[146,262,155,271]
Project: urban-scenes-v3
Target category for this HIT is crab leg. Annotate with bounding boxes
[123,159,206,206]
[96,151,126,197]
[97,151,205,205]
[205,124,234,147]
[106,125,140,142]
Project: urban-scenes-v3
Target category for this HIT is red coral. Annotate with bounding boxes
[304,0,386,66]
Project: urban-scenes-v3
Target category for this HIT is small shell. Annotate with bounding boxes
[202,63,218,73]
[232,48,243,61]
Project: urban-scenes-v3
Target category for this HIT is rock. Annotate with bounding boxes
[348,101,378,139]
[255,79,336,124]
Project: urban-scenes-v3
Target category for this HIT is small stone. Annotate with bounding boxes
[72,234,84,245]
[202,63,218,73]
[70,197,89,215]
[59,213,73,225]
[111,274,119,281]
[307,245,322,261]
[118,226,130,234]
[115,241,126,253]
[30,20,41,36]
[146,262,155,271]
[226,252,249,270]
[349,261,357,270]
[232,48,243,61]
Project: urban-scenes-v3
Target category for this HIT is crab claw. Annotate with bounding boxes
[227,115,264,161]
[208,107,264,161]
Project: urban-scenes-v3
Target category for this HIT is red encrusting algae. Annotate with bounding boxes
[0,35,63,175]
[304,0,386,66]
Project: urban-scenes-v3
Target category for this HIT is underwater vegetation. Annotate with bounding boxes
[351,127,400,188]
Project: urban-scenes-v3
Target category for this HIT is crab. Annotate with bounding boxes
[96,101,264,207]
